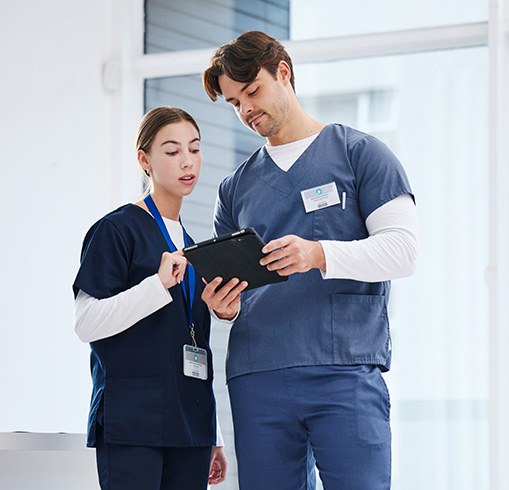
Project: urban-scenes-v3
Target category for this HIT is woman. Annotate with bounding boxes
[73,107,234,489]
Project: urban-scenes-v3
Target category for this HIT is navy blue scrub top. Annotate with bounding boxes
[73,204,216,448]
[214,124,414,380]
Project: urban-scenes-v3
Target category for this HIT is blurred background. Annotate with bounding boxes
[0,1,508,489]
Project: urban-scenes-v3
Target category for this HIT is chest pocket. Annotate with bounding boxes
[311,195,366,241]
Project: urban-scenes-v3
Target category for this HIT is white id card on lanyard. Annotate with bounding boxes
[183,345,208,380]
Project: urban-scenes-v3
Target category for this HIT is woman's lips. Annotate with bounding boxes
[179,174,195,185]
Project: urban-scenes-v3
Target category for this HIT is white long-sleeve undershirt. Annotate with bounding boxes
[74,274,172,343]
[320,193,418,282]
[74,215,184,344]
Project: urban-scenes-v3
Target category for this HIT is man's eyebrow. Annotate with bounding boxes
[225,82,252,103]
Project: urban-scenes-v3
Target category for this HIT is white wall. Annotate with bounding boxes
[0,1,121,487]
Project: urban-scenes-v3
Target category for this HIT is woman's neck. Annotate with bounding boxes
[136,190,182,221]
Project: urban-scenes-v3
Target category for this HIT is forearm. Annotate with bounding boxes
[74,274,173,343]
[320,194,418,282]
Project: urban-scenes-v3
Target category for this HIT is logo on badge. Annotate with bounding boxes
[315,188,322,195]
[194,354,198,362]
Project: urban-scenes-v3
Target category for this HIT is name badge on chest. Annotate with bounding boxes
[300,182,343,213]
[183,345,208,380]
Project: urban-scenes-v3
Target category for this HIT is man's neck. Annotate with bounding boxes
[266,105,326,146]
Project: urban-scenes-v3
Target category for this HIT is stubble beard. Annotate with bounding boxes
[249,106,287,138]
[248,89,290,138]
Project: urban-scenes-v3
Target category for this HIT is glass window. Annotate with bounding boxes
[145,0,489,55]
[145,0,290,54]
[295,47,489,489]
[290,0,489,39]
[143,3,490,490]
[144,46,489,490]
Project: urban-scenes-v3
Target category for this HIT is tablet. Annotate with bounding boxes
[183,228,288,291]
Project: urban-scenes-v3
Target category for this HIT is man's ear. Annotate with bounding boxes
[277,61,292,86]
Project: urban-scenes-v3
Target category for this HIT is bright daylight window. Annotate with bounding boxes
[143,1,490,489]
[294,49,489,489]
[290,0,488,37]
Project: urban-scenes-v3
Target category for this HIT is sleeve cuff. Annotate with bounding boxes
[148,273,174,304]
[215,415,224,447]
[318,240,334,279]
[210,306,240,324]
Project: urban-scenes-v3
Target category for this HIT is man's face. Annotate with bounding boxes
[218,66,290,139]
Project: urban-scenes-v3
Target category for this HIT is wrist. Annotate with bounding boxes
[314,241,326,271]
[157,272,172,290]
[214,310,236,321]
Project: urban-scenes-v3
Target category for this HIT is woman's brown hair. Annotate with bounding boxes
[203,31,295,102]
[136,106,200,154]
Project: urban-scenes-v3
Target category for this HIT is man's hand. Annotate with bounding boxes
[259,234,326,276]
[201,277,248,320]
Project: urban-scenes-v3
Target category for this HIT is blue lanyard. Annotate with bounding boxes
[144,195,196,332]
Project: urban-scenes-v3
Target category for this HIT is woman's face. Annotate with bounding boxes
[142,121,202,200]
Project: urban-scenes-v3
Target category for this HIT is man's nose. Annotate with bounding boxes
[238,101,253,116]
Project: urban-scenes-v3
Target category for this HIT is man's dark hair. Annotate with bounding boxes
[203,31,295,102]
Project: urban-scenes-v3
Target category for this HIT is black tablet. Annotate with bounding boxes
[183,228,288,291]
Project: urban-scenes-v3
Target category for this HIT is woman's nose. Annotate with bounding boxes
[180,152,193,168]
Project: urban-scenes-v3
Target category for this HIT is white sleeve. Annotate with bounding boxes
[74,274,173,343]
[215,415,224,447]
[319,193,418,282]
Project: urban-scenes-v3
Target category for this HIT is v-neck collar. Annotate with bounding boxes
[250,124,332,195]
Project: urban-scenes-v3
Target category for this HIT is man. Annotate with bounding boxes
[200,30,418,490]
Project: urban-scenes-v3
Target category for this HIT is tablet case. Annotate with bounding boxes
[183,228,288,291]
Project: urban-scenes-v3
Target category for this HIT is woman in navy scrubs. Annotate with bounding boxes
[73,107,241,489]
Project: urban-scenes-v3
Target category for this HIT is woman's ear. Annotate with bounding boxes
[137,149,151,176]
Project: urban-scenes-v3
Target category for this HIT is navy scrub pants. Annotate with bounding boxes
[228,365,391,490]
[94,424,212,490]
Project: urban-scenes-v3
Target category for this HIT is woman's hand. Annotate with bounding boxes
[201,277,247,320]
[209,446,228,485]
[157,251,187,289]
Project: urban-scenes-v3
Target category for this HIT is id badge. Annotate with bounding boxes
[183,345,208,380]
[301,182,342,213]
